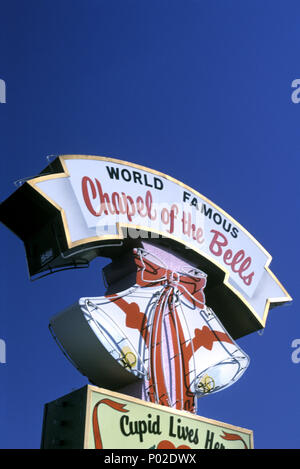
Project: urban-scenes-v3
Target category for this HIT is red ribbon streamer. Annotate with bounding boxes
[221,431,248,449]
[133,250,206,412]
[92,398,128,449]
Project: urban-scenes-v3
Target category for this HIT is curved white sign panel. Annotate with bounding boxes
[29,155,291,329]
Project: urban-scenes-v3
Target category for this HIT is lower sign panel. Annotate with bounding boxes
[41,385,254,449]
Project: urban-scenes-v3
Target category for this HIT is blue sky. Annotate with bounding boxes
[0,0,299,449]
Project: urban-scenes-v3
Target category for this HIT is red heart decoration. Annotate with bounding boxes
[157,439,191,450]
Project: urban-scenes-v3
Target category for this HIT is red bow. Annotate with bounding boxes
[133,248,207,309]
